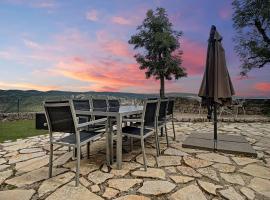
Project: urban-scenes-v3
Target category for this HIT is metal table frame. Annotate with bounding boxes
[76,105,143,169]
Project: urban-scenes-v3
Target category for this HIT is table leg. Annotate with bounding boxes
[109,118,113,164]
[116,115,122,169]
[106,117,111,166]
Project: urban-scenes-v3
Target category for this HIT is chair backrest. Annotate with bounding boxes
[143,100,158,126]
[108,99,120,112]
[44,100,76,133]
[92,98,108,112]
[158,99,169,120]
[108,99,120,107]
[167,98,175,115]
[73,99,91,111]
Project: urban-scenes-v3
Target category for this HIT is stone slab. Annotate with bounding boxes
[15,155,49,174]
[0,189,35,200]
[114,195,150,200]
[248,177,270,198]
[182,135,257,157]
[5,167,68,187]
[132,168,166,180]
[138,180,175,195]
[108,178,142,191]
[170,185,207,200]
[239,164,270,179]
[45,181,103,200]
[38,172,75,197]
[187,132,247,142]
[88,171,114,184]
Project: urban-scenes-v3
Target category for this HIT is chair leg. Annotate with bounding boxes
[154,128,160,156]
[130,137,133,152]
[110,133,114,164]
[87,142,90,159]
[49,143,53,178]
[73,147,77,158]
[172,119,176,141]
[75,146,80,187]
[141,138,147,171]
[165,125,169,147]
[160,127,164,137]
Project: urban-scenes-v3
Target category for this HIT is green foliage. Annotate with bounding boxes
[129,8,187,97]
[232,0,270,75]
[0,120,47,142]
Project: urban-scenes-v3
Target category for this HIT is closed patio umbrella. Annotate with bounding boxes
[198,25,235,149]
[182,25,256,156]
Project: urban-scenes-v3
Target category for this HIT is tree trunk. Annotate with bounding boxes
[160,76,165,98]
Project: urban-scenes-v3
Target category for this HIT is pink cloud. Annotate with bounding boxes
[0,81,58,91]
[86,9,99,21]
[95,30,133,58]
[53,57,145,87]
[254,82,270,92]
[102,40,132,57]
[3,27,188,93]
[111,16,132,25]
[182,38,206,75]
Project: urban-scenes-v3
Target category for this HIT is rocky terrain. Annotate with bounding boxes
[0,122,270,200]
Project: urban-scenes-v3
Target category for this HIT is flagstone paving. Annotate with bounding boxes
[0,122,270,199]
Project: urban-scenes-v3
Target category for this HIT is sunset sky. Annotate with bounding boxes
[0,0,269,97]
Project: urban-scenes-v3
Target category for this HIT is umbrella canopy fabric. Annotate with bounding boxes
[199,25,235,106]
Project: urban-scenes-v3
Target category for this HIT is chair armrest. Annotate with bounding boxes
[77,118,107,129]
[122,118,144,123]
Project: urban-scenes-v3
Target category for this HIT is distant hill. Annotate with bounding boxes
[0,90,197,113]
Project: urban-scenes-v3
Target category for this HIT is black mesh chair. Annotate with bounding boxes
[89,98,108,130]
[72,99,93,156]
[157,99,169,151]
[44,100,107,186]
[92,98,108,112]
[108,99,120,111]
[73,99,91,124]
[122,99,159,170]
[166,98,176,140]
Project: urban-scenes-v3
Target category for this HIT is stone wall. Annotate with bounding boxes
[174,97,270,115]
[0,112,35,122]
[0,98,269,122]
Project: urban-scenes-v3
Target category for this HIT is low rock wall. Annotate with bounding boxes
[174,97,270,115]
[1,98,269,122]
[0,112,35,122]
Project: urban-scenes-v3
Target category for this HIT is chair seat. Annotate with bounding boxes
[89,124,106,130]
[131,122,156,128]
[56,131,102,145]
[122,126,152,136]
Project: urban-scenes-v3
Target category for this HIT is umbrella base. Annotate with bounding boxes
[182,133,257,157]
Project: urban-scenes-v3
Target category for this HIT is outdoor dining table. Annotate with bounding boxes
[76,105,143,169]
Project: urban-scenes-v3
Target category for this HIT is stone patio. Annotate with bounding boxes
[0,121,270,200]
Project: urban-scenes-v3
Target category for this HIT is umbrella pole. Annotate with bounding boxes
[213,102,217,150]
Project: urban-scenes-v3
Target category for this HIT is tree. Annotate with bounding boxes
[232,0,270,76]
[128,7,186,98]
